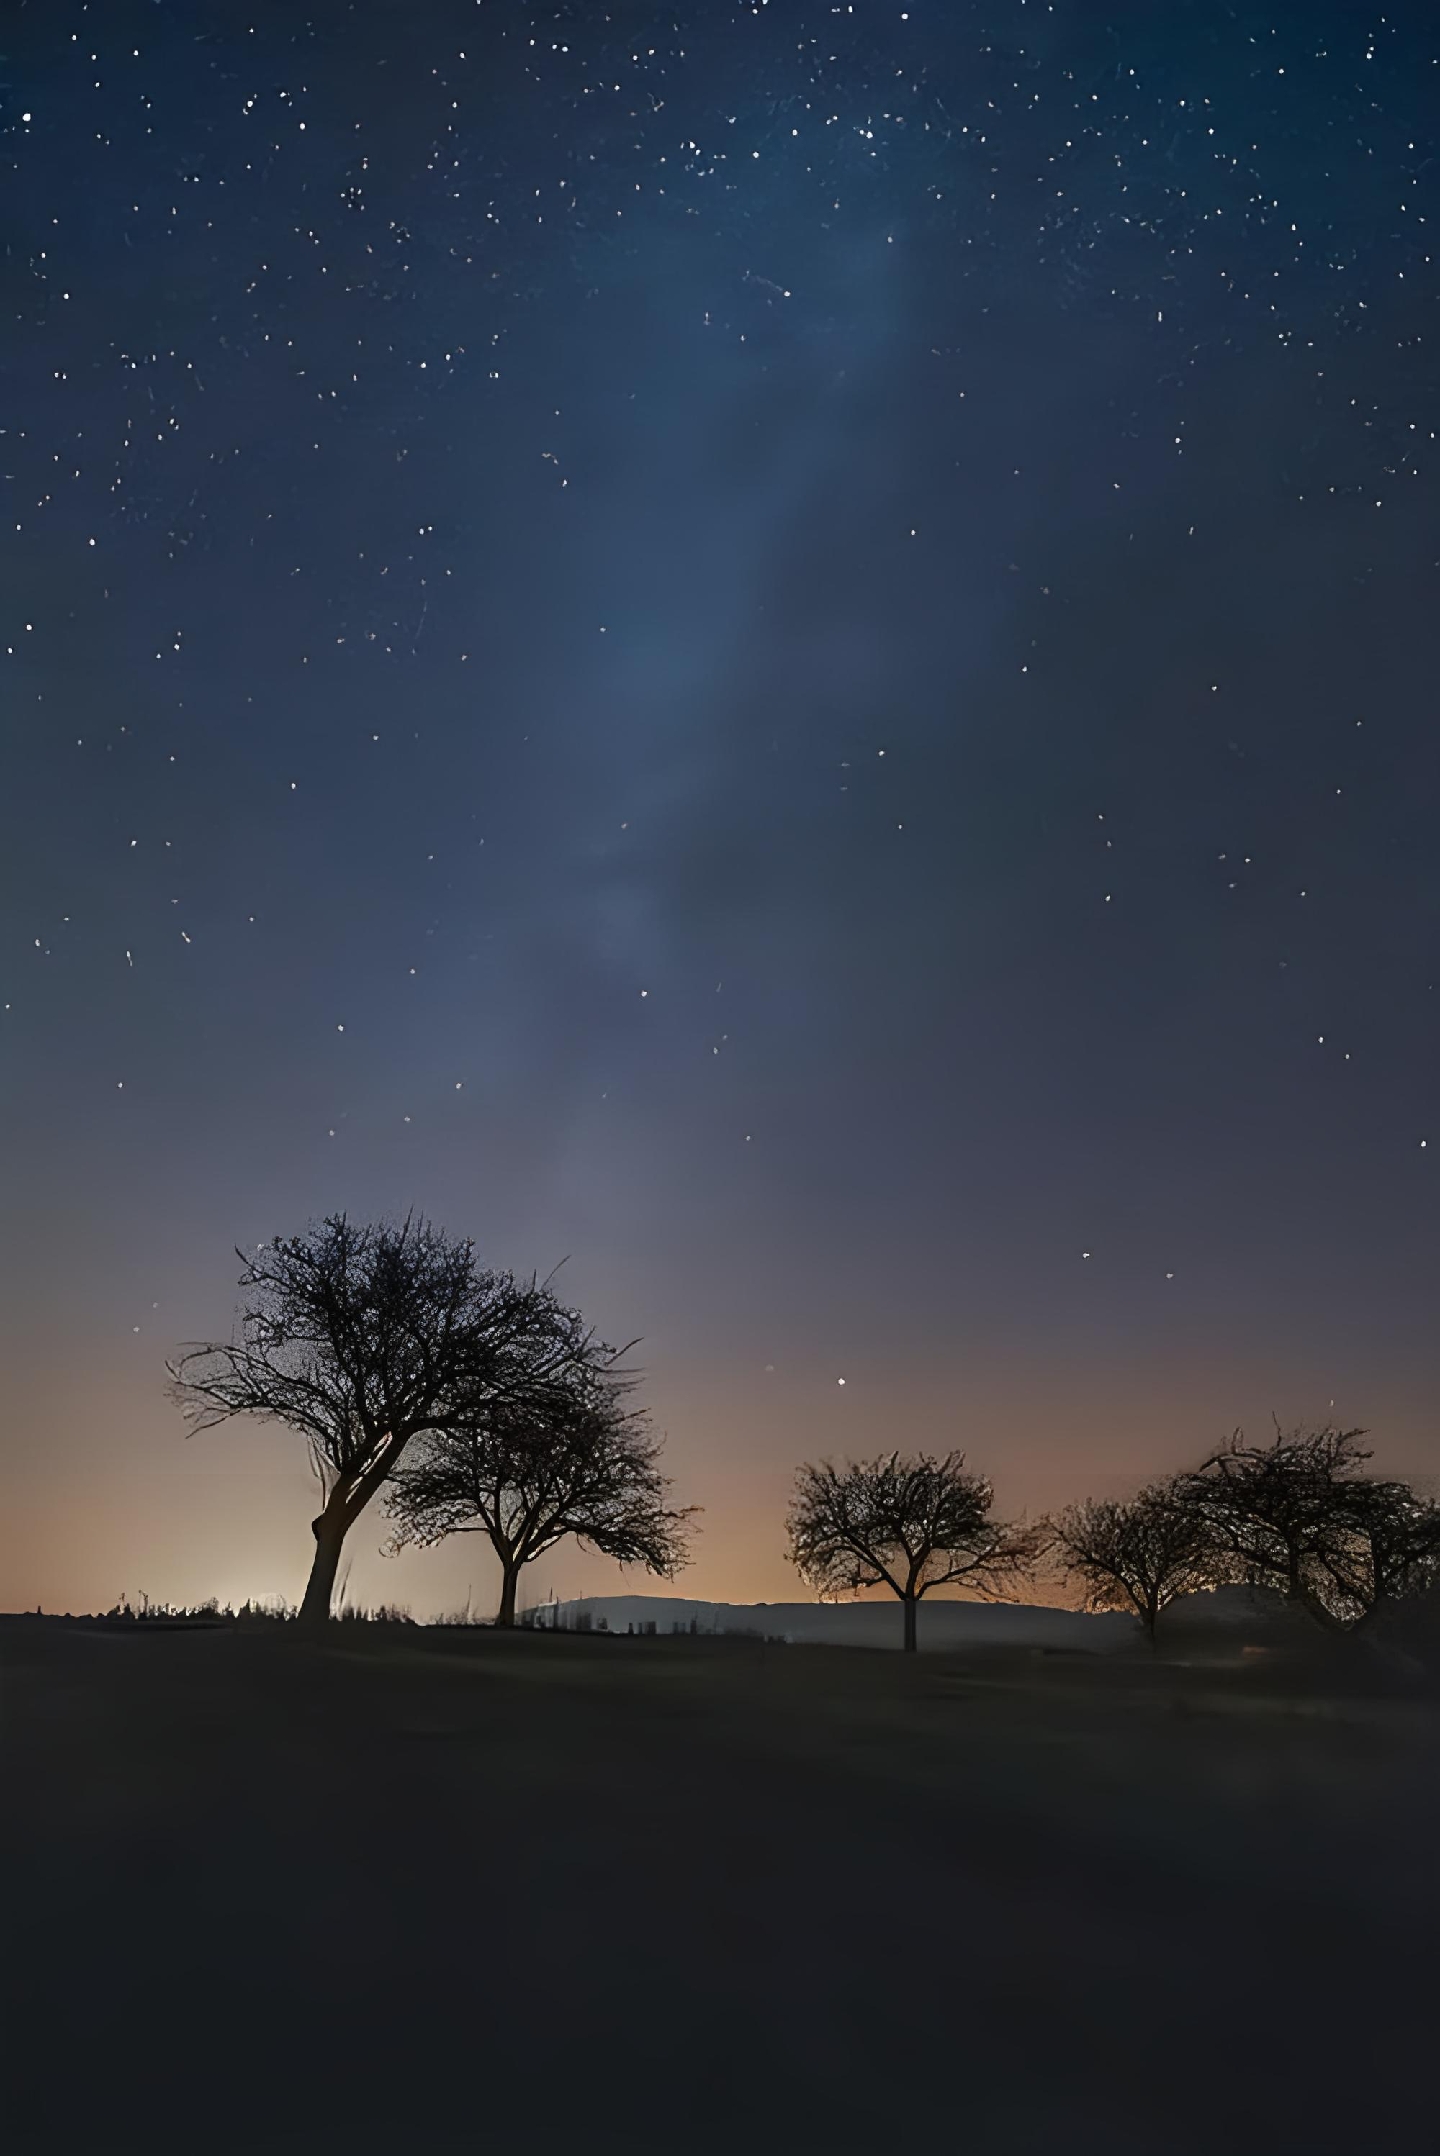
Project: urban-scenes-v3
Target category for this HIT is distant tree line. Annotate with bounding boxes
[1045,1425,1440,1642]
[787,1425,1440,1651]
[170,1214,1440,1653]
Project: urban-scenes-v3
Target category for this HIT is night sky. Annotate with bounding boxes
[4,0,1437,1618]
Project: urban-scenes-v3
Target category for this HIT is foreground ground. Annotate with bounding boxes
[7,1619,1440,2154]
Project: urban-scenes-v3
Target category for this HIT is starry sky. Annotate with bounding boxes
[3,0,1437,1618]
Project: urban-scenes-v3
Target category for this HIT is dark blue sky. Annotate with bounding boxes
[3,0,1437,1614]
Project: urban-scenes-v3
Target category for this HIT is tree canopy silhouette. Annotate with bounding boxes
[168,1215,606,1629]
[1172,1424,1440,1629]
[1045,1484,1211,1640]
[384,1361,694,1623]
[786,1450,1036,1652]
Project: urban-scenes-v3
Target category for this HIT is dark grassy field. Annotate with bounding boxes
[7,1619,1439,2154]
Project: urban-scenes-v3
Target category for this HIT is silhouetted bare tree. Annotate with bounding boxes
[786,1451,1036,1652]
[1045,1484,1211,1641]
[384,1364,694,1622]
[1325,1476,1440,1624]
[168,1215,606,1630]
[1170,1424,1440,1629]
[1173,1425,1368,1628]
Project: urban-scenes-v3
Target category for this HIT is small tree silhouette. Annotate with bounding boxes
[385,1365,694,1624]
[169,1215,608,1630]
[1045,1484,1211,1641]
[786,1451,1036,1652]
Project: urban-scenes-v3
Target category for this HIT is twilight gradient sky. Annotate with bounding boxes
[3,0,1437,1618]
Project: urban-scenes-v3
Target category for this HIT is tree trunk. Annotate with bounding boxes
[901,1593,918,1654]
[298,1502,348,1632]
[495,1561,520,1628]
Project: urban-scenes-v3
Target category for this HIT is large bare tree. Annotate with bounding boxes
[168,1215,605,1629]
[1170,1424,1440,1629]
[1172,1425,1361,1623]
[384,1366,694,1624]
[1045,1484,1211,1641]
[786,1451,1036,1652]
